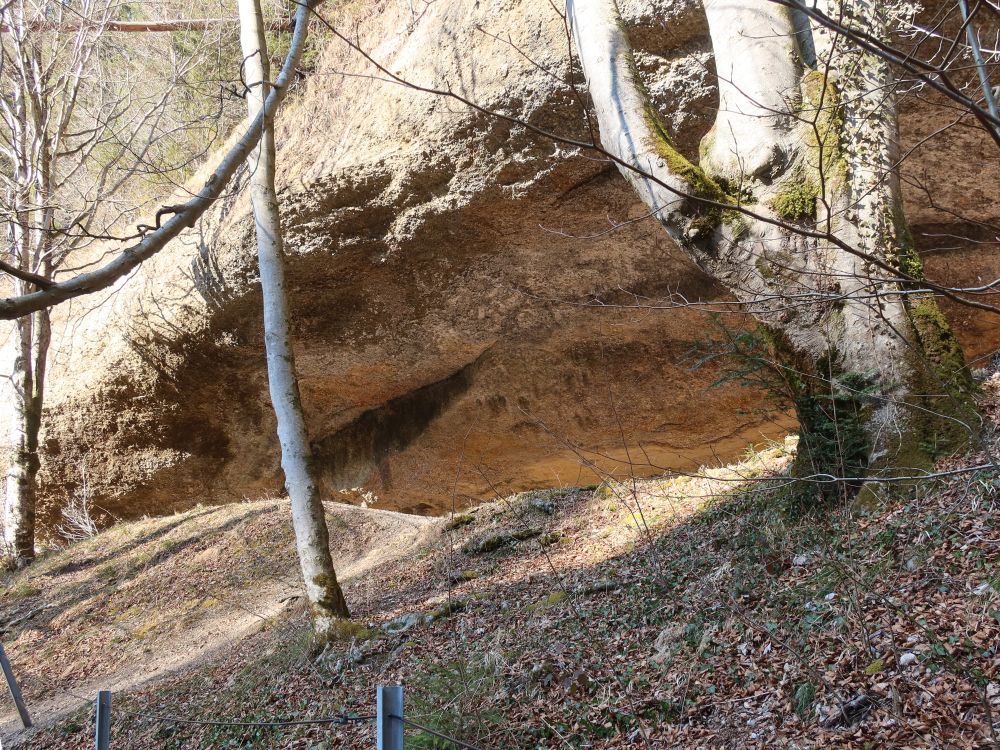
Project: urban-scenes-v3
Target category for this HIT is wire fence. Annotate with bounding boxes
[89,685,484,750]
[393,714,484,750]
[122,709,375,728]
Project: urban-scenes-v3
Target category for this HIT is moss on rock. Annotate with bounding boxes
[328,619,374,642]
[528,590,568,612]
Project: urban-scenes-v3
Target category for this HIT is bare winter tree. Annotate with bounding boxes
[1,0,128,562]
[1,0,350,637]
[238,0,350,637]
[0,0,313,561]
[562,0,986,493]
[0,0,312,323]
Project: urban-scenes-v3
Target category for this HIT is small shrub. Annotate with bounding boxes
[55,461,99,542]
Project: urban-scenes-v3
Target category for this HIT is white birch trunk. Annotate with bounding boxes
[238,0,350,636]
[3,180,49,562]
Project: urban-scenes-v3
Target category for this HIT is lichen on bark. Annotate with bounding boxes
[799,70,849,193]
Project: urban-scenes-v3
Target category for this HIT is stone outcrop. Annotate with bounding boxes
[31,0,1000,526]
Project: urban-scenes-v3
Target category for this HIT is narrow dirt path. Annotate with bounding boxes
[0,501,437,746]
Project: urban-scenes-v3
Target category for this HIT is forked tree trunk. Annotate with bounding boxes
[568,0,977,496]
[238,0,350,637]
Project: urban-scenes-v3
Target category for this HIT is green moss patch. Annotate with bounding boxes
[800,71,848,191]
[643,104,736,237]
[771,179,819,222]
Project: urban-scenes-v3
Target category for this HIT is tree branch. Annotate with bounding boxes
[0,18,294,33]
[0,2,315,319]
[0,260,53,289]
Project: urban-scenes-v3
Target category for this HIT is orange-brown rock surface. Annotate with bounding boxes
[34,0,999,527]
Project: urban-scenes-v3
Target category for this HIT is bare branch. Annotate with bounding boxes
[0,1,315,319]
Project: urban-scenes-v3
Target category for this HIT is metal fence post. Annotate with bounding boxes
[95,690,111,750]
[376,685,403,750]
[0,643,31,728]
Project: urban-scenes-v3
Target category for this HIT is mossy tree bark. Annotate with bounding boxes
[568,0,978,492]
[238,0,350,638]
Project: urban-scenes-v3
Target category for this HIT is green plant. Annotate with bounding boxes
[792,369,876,503]
[408,655,507,750]
[793,681,816,718]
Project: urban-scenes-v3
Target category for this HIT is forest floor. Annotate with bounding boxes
[1,376,999,749]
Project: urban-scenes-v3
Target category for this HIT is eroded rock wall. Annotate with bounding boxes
[32,0,1000,526]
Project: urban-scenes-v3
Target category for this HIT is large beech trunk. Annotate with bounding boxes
[238,0,350,637]
[568,0,977,491]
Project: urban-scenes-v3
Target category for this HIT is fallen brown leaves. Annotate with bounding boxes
[9,381,1000,749]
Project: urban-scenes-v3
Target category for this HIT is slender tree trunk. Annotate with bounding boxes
[4,311,44,564]
[238,0,350,638]
[3,190,49,564]
[568,0,978,496]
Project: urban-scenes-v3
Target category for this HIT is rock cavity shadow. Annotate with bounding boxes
[312,348,492,495]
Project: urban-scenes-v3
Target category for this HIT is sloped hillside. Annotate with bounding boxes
[0,500,434,740]
[3,374,998,749]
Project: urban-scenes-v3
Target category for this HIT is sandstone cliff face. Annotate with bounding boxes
[33,0,999,525]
